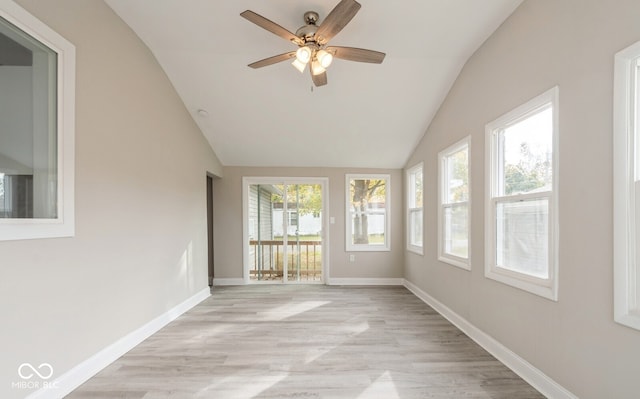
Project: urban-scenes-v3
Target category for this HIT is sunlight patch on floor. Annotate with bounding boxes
[304,321,369,364]
[198,372,289,398]
[258,300,330,321]
[357,371,399,399]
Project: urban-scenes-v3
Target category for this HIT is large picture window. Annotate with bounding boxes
[406,163,423,255]
[614,41,640,331]
[0,2,75,241]
[438,137,470,269]
[346,174,390,251]
[485,87,559,300]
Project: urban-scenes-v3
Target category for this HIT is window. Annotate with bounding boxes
[485,87,559,300]
[346,174,390,251]
[288,210,298,226]
[0,2,75,241]
[614,41,640,330]
[406,163,423,254]
[438,138,470,269]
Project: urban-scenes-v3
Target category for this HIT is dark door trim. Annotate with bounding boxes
[207,175,214,287]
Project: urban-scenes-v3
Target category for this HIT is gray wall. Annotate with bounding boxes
[0,1,223,398]
[214,166,403,281]
[404,0,640,398]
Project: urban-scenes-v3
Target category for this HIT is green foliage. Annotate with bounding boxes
[351,179,385,204]
[505,164,546,194]
[412,171,423,207]
[504,143,551,195]
[449,149,468,203]
[271,184,322,216]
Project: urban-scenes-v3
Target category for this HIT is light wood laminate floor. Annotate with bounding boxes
[68,285,544,398]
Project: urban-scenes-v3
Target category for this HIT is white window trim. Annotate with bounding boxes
[406,162,423,255]
[485,86,559,301]
[346,174,391,252]
[0,1,75,241]
[614,41,640,331]
[438,137,471,270]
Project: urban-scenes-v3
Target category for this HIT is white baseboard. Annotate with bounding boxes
[403,280,577,399]
[327,277,404,286]
[212,278,245,286]
[27,287,211,399]
[212,277,404,286]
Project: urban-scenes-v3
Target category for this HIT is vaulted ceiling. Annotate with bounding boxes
[105,0,523,168]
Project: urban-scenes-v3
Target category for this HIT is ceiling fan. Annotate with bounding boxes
[240,0,385,87]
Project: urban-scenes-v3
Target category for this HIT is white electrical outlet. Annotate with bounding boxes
[349,254,355,262]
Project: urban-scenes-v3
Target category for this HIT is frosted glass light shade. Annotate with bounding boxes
[311,60,326,75]
[316,50,333,68]
[296,46,312,63]
[291,58,307,73]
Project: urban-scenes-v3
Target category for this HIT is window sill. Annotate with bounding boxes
[485,267,557,301]
[347,246,390,252]
[439,255,470,271]
[0,217,74,241]
[614,312,640,331]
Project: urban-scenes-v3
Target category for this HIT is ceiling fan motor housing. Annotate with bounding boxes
[296,12,320,44]
[304,11,319,25]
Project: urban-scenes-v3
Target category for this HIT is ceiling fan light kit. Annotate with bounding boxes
[291,58,307,73]
[240,0,385,87]
[311,60,326,76]
[296,46,312,64]
[316,50,333,68]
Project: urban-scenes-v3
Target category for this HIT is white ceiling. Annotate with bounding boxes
[104,0,522,168]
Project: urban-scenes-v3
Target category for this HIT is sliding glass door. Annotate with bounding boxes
[244,178,326,284]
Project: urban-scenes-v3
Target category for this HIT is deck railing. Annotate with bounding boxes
[249,240,322,281]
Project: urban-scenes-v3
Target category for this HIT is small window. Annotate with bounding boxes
[614,41,640,330]
[485,87,559,300]
[0,2,75,241]
[288,210,298,226]
[346,174,390,251]
[406,163,423,255]
[438,137,470,269]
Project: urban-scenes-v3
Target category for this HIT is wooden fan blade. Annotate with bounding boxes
[326,46,386,63]
[240,10,304,46]
[311,69,328,87]
[314,0,361,45]
[248,51,297,69]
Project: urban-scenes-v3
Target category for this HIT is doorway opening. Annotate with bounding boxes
[207,175,215,287]
[243,177,328,284]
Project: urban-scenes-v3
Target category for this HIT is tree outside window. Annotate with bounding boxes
[346,174,390,251]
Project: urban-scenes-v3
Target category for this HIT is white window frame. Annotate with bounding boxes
[346,174,390,252]
[485,86,559,301]
[0,1,75,241]
[614,41,640,331]
[406,163,423,255]
[438,137,470,270]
